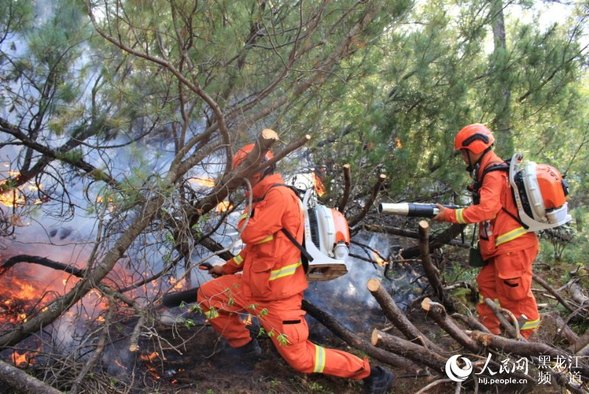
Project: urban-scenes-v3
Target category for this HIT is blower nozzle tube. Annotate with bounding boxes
[378,203,460,218]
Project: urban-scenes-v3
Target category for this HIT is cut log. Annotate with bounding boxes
[0,359,63,394]
[421,298,480,353]
[371,329,447,373]
[469,330,589,377]
[417,221,451,310]
[367,278,444,353]
[451,313,491,334]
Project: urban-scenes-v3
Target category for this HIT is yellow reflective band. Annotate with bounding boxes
[313,345,326,373]
[239,213,249,221]
[234,254,244,265]
[269,261,302,281]
[520,318,540,330]
[455,209,466,224]
[254,235,274,245]
[496,226,527,246]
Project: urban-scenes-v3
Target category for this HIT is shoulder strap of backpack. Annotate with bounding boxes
[255,183,314,269]
[476,160,528,230]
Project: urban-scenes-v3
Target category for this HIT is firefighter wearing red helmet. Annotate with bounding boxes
[198,140,394,393]
[434,124,540,339]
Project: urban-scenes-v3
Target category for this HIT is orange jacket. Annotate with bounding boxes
[439,151,538,260]
[222,174,308,300]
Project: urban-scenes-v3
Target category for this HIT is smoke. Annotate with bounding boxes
[305,230,427,336]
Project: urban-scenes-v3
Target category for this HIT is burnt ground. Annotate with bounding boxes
[141,309,437,394]
[136,300,570,394]
[133,253,586,394]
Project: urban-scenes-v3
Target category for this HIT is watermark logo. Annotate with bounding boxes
[445,354,473,382]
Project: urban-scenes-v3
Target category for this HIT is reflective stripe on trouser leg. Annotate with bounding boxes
[314,345,326,373]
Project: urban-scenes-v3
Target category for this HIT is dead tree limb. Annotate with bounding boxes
[533,274,575,312]
[573,331,589,357]
[401,223,467,259]
[0,359,63,394]
[348,174,386,227]
[543,311,579,346]
[417,220,451,310]
[301,300,422,374]
[362,224,468,249]
[421,298,480,353]
[193,130,306,215]
[483,298,519,339]
[371,329,447,373]
[0,255,85,277]
[337,164,351,213]
[567,281,589,307]
[469,331,589,378]
[451,313,491,334]
[367,278,444,353]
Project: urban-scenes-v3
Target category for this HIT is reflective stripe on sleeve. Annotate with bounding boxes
[455,208,466,224]
[313,345,326,373]
[269,261,302,281]
[495,226,527,246]
[234,254,244,265]
[254,235,274,244]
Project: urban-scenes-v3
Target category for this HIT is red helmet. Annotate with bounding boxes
[232,143,273,169]
[454,124,495,154]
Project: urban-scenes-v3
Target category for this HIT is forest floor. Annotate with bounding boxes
[141,257,584,394]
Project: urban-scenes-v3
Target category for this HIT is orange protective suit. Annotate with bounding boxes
[438,151,540,338]
[197,173,370,379]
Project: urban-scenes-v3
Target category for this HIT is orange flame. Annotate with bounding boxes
[313,173,326,197]
[215,200,233,213]
[188,177,216,188]
[11,350,34,367]
[0,170,44,208]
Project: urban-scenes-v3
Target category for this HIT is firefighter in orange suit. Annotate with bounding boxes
[434,124,540,339]
[197,142,394,393]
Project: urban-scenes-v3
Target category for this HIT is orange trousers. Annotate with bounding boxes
[476,245,540,339]
[197,274,370,379]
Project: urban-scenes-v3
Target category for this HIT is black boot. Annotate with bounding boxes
[363,365,395,394]
[224,338,262,359]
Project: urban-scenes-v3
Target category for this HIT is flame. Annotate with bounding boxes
[0,169,44,208]
[0,188,25,207]
[140,352,160,363]
[11,350,35,367]
[215,200,233,213]
[140,352,162,380]
[0,267,79,328]
[188,177,215,188]
[313,173,326,197]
